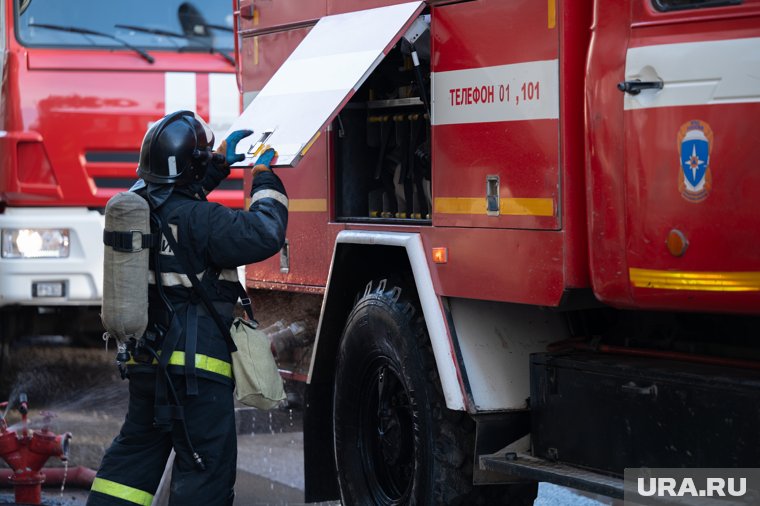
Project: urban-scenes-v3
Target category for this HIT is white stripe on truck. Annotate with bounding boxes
[624,37,760,111]
[209,73,240,143]
[164,72,197,115]
[432,59,560,126]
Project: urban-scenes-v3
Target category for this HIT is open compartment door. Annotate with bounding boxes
[227,1,425,167]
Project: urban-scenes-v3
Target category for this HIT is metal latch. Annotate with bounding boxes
[280,239,290,274]
[486,176,500,216]
[248,130,275,158]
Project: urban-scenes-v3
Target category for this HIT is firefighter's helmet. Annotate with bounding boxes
[137,110,215,185]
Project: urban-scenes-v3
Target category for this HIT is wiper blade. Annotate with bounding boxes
[199,23,232,33]
[29,23,154,64]
[115,24,235,66]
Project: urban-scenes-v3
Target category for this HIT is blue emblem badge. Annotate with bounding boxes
[677,120,713,202]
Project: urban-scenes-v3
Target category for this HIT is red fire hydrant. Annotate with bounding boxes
[0,394,72,505]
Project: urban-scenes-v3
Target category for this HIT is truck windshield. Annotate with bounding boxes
[14,0,233,52]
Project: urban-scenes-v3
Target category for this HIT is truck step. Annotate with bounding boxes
[479,452,624,499]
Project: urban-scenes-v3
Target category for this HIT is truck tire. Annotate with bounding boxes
[333,279,537,506]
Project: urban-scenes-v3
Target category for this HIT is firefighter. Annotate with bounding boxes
[88,110,288,506]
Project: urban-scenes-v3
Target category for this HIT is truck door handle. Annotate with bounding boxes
[238,4,255,20]
[617,80,663,95]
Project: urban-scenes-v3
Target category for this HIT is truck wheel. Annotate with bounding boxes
[333,280,537,505]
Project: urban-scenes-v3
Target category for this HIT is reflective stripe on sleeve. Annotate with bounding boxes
[250,189,289,209]
[219,268,239,282]
[91,477,154,506]
[127,351,232,379]
[148,271,196,287]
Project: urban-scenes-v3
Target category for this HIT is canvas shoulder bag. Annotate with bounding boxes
[229,318,286,409]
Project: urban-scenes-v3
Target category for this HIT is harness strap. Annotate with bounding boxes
[141,194,206,470]
[237,287,255,322]
[156,217,203,398]
[185,302,199,396]
[103,229,159,252]
[158,218,238,355]
[153,404,185,424]
[153,313,183,431]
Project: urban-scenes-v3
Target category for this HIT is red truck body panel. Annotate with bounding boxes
[0,1,244,210]
[586,0,760,313]
[241,0,760,313]
[242,0,589,307]
[0,0,245,308]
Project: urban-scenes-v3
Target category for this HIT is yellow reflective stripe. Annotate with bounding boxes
[91,477,153,506]
[630,268,760,292]
[167,351,232,378]
[126,352,232,379]
[434,197,554,217]
[300,130,321,156]
[503,198,554,216]
[548,0,556,29]
[289,198,327,212]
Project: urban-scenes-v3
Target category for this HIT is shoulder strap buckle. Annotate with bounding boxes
[103,229,159,253]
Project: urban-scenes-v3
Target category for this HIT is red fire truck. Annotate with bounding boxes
[232,0,760,503]
[0,0,243,344]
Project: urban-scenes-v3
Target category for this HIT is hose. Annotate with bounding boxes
[141,213,205,471]
[141,345,206,471]
[0,466,96,488]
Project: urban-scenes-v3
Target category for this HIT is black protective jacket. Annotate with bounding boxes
[87,172,287,506]
[136,170,288,386]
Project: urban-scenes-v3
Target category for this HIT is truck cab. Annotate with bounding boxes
[0,0,243,341]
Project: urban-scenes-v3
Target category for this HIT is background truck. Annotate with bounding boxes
[232,0,760,504]
[0,0,244,347]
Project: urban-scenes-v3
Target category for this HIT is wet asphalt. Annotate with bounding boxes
[0,344,617,505]
[0,344,328,505]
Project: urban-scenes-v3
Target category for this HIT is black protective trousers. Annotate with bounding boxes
[86,372,236,506]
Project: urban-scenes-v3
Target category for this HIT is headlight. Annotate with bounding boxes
[1,228,70,258]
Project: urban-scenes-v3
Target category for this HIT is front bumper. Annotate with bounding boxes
[0,207,104,306]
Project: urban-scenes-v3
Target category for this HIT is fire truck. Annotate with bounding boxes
[231,0,760,503]
[0,0,243,345]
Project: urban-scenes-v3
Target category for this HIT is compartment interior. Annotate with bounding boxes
[334,20,432,225]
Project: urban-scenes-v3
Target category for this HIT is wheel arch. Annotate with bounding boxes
[309,230,465,409]
[303,230,466,503]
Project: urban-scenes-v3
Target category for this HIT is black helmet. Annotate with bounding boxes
[137,110,215,185]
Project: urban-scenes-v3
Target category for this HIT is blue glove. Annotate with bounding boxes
[202,130,253,192]
[253,148,276,169]
[249,148,278,197]
[224,129,253,164]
